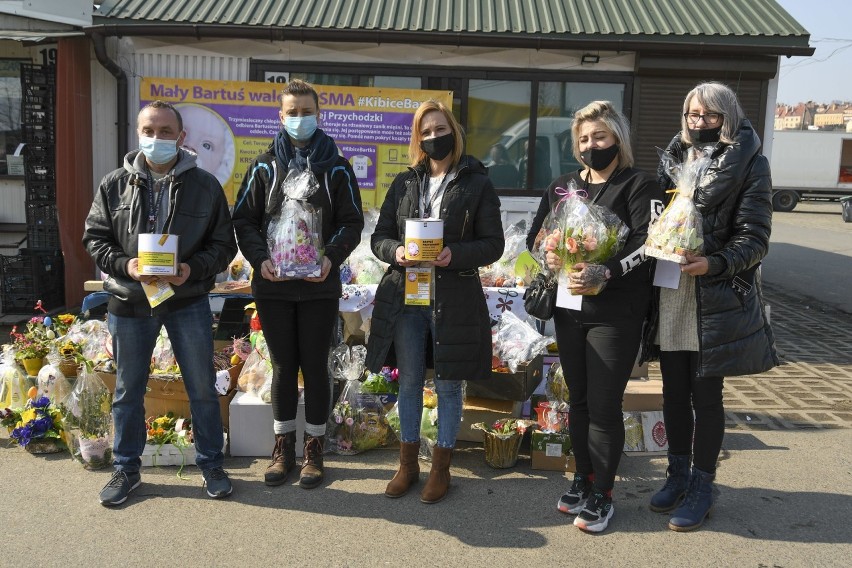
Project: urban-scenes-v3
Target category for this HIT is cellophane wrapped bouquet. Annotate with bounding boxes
[64,319,112,368]
[385,383,439,461]
[492,311,553,373]
[327,344,391,455]
[61,365,113,469]
[645,147,711,264]
[340,208,388,285]
[0,345,28,410]
[267,167,324,278]
[237,332,272,402]
[533,180,629,295]
[479,220,528,287]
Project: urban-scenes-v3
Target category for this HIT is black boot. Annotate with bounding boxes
[669,467,716,532]
[264,432,296,486]
[649,454,690,512]
[300,434,325,489]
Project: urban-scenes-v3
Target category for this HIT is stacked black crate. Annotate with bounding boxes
[1,64,64,313]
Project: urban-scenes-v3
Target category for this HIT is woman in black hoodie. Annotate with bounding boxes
[232,80,363,489]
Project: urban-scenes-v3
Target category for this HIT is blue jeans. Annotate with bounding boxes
[394,304,463,448]
[108,296,224,473]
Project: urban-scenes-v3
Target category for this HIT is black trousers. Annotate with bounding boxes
[254,297,339,426]
[554,306,644,492]
[659,350,725,473]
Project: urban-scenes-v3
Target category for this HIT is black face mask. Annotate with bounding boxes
[688,126,722,146]
[420,133,454,161]
[580,144,619,171]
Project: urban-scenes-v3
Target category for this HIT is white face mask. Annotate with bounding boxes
[139,136,179,164]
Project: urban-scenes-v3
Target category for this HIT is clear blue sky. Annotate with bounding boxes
[775,0,852,105]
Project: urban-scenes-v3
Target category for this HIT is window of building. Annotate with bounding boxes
[0,59,25,176]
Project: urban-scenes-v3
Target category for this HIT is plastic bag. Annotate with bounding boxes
[340,208,388,285]
[237,333,272,401]
[645,147,711,264]
[61,366,113,469]
[65,319,112,366]
[150,327,179,377]
[492,310,553,372]
[37,348,73,404]
[327,344,390,454]
[0,345,28,409]
[384,384,438,461]
[480,220,528,287]
[267,167,324,278]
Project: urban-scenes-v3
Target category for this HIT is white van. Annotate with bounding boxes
[491,117,578,186]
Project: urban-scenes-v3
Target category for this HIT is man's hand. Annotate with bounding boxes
[304,256,332,283]
[159,263,191,287]
[127,258,157,283]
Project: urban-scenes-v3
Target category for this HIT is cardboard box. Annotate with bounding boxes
[623,378,663,411]
[457,396,522,442]
[466,354,544,401]
[140,434,228,467]
[530,431,576,471]
[229,391,306,457]
[98,370,239,429]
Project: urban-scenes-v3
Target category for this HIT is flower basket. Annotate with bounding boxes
[482,431,523,469]
[58,357,78,378]
[24,437,64,454]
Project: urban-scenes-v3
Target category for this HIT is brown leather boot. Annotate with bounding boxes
[264,432,296,486]
[299,434,325,489]
[385,441,421,498]
[420,446,452,504]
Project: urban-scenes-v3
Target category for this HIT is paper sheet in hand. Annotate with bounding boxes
[653,259,681,289]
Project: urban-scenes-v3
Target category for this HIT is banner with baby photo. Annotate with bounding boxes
[140,77,452,207]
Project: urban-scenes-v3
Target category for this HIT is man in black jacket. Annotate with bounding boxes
[83,100,237,506]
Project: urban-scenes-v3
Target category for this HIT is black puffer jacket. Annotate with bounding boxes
[365,156,504,381]
[83,149,237,317]
[643,119,779,377]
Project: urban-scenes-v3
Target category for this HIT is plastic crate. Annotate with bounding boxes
[26,202,58,226]
[24,181,57,202]
[23,160,55,182]
[20,64,56,86]
[26,225,61,249]
[0,250,64,314]
[22,124,56,145]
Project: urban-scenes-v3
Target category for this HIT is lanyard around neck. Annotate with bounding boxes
[421,171,451,218]
[146,168,169,233]
[582,167,622,204]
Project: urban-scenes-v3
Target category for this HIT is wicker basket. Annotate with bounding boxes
[58,358,78,377]
[482,431,522,469]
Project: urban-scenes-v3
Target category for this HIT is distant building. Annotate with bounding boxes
[813,103,852,129]
[775,103,814,130]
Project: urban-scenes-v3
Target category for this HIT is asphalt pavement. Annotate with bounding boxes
[1,200,850,567]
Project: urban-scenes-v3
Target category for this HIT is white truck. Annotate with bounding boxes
[768,130,852,212]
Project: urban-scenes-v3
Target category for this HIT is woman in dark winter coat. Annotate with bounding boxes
[645,81,778,532]
[366,100,504,504]
[527,101,663,533]
[232,80,363,490]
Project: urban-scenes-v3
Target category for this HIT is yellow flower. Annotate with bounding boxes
[20,408,37,424]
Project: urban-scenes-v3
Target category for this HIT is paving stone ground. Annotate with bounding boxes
[648,282,852,430]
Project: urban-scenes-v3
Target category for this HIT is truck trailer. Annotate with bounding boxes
[768,130,852,212]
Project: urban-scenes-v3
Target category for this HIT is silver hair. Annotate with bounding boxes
[680,82,744,145]
[571,101,635,168]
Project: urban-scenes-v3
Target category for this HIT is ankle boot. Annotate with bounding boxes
[420,446,452,504]
[668,467,716,532]
[299,434,325,489]
[649,454,691,512]
[385,442,421,498]
[265,432,297,486]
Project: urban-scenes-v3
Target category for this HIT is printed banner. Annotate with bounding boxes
[140,78,452,207]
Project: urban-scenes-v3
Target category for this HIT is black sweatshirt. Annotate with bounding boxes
[526,167,664,307]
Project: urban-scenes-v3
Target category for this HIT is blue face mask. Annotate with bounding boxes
[139,136,179,165]
[284,115,318,142]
